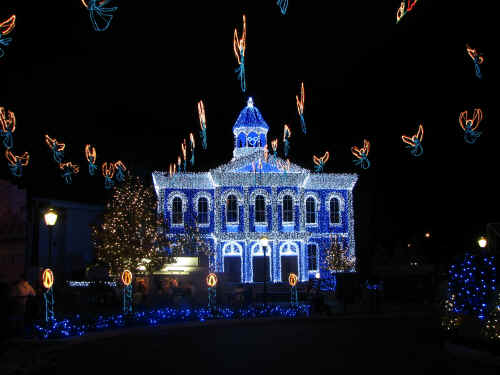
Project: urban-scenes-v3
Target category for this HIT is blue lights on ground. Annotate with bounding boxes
[34,303,310,339]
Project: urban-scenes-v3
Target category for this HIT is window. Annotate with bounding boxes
[226,195,238,223]
[283,195,293,223]
[306,197,316,224]
[198,197,208,224]
[172,197,183,224]
[255,195,266,223]
[330,197,340,224]
[307,244,317,271]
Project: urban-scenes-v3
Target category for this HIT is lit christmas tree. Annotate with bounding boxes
[446,253,496,320]
[441,293,462,332]
[482,291,500,341]
[324,234,356,273]
[92,174,175,277]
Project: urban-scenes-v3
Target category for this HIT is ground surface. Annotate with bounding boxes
[1,311,499,374]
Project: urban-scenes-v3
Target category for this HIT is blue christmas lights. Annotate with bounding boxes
[33,303,310,339]
[277,0,289,15]
[447,253,496,320]
[82,0,118,32]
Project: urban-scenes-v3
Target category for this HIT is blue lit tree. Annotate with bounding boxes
[447,253,496,320]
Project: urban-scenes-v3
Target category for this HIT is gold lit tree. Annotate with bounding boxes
[91,174,176,277]
[324,234,355,273]
[482,292,500,341]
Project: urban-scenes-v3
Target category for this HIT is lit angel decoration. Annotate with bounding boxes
[59,162,79,184]
[313,152,329,173]
[233,15,247,93]
[181,139,187,172]
[114,160,126,183]
[296,82,306,134]
[277,0,288,15]
[396,0,419,24]
[351,139,371,169]
[459,108,483,144]
[271,139,278,159]
[0,15,15,59]
[45,135,65,163]
[0,107,15,149]
[81,0,118,32]
[85,144,98,176]
[198,100,207,150]
[401,124,424,157]
[5,149,29,177]
[466,44,484,80]
[177,156,182,173]
[283,124,291,158]
[102,162,115,189]
[189,133,195,166]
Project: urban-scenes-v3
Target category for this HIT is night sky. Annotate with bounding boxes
[0,2,495,255]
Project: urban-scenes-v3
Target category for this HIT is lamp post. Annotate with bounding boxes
[259,236,269,305]
[478,236,488,250]
[43,209,58,267]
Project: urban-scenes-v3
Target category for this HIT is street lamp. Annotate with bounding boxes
[43,208,58,267]
[259,236,269,304]
[478,236,488,249]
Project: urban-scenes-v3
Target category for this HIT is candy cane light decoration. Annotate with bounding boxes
[233,15,247,93]
[296,82,306,134]
[0,15,16,59]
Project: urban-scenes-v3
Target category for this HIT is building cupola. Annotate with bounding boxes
[233,97,269,159]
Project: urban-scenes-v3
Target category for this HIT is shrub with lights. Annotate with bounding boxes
[481,291,500,341]
[34,303,310,340]
[446,253,496,321]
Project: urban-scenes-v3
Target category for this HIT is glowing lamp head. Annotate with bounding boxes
[42,268,54,289]
[43,209,58,227]
[315,272,320,279]
[259,236,269,248]
[425,232,431,238]
[206,273,218,288]
[478,236,487,249]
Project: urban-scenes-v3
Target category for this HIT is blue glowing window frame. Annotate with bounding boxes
[282,195,293,223]
[197,197,209,224]
[306,197,316,224]
[255,195,266,223]
[226,194,238,223]
[172,197,183,224]
[307,243,318,271]
[329,197,340,224]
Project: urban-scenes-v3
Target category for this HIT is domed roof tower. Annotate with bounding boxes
[232,97,269,159]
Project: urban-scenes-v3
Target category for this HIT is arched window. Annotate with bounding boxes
[330,197,340,224]
[283,195,293,223]
[255,195,266,223]
[198,197,209,224]
[172,197,183,224]
[226,194,238,223]
[307,244,318,271]
[306,197,316,224]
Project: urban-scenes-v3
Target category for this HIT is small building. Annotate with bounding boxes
[153,98,358,285]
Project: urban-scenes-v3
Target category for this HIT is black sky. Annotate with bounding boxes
[0,1,495,253]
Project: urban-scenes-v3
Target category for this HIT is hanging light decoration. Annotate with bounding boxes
[401,124,424,157]
[85,144,98,176]
[296,82,306,134]
[459,108,483,144]
[313,151,329,173]
[81,0,118,32]
[45,135,65,164]
[0,14,16,59]
[351,139,371,169]
[0,107,16,149]
[5,149,29,177]
[233,14,247,93]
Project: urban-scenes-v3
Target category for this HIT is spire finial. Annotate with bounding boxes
[247,97,254,108]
